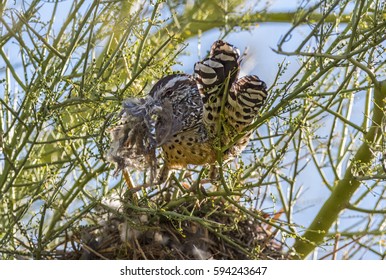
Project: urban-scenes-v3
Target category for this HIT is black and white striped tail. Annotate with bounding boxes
[226,75,268,133]
[194,40,240,135]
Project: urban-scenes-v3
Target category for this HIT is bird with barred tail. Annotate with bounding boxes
[107,40,268,184]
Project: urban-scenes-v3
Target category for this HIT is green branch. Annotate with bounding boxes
[292,80,386,259]
[162,10,356,41]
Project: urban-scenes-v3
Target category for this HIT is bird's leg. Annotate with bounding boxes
[121,165,169,196]
[122,168,140,203]
[122,168,135,189]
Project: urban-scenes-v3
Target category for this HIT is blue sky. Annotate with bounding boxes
[1,0,383,259]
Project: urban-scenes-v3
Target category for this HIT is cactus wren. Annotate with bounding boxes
[108,40,268,184]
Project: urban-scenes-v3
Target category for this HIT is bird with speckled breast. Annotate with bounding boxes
[107,40,268,184]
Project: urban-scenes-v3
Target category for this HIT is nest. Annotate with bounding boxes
[59,186,287,260]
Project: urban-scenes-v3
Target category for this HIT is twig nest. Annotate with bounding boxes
[62,190,287,260]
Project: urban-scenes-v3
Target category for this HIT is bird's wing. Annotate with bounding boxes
[149,74,203,139]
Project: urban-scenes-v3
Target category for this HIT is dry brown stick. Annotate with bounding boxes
[319,235,363,260]
[74,238,109,260]
[134,237,148,260]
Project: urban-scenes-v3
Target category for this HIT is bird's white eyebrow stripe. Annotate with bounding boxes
[162,75,189,90]
[150,75,190,98]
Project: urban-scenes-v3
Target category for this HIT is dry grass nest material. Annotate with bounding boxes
[61,187,287,260]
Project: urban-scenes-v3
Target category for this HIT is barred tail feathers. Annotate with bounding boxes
[194,40,240,135]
